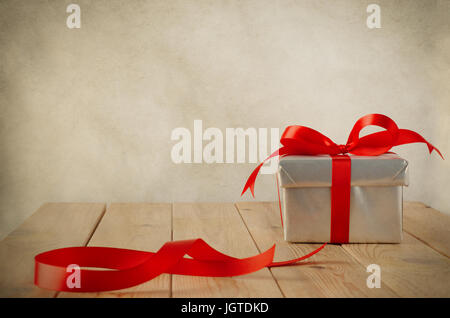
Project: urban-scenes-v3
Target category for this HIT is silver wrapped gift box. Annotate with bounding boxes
[277,153,409,243]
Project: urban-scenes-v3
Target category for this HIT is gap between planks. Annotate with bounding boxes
[58,203,172,298]
[234,203,287,298]
[236,201,398,297]
[41,201,449,298]
[402,201,450,258]
[236,201,449,297]
[171,203,283,297]
[0,203,106,298]
[53,204,107,298]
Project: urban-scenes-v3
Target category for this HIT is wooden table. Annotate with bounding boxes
[0,201,449,298]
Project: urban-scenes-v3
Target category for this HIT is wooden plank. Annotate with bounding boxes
[236,201,398,297]
[172,203,283,297]
[0,203,105,297]
[59,203,172,298]
[403,201,450,257]
[342,232,450,297]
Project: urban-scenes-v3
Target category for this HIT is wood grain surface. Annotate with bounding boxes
[171,203,282,297]
[0,203,105,297]
[58,203,172,298]
[1,201,449,297]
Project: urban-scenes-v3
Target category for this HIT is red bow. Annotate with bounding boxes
[242,113,443,197]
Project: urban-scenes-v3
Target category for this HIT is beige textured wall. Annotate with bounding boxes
[1,0,449,240]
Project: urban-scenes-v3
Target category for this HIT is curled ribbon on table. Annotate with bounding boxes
[242,113,443,243]
[35,238,326,292]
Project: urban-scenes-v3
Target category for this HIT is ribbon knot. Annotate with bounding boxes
[338,144,349,154]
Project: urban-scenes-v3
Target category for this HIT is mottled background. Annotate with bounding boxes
[1,0,449,240]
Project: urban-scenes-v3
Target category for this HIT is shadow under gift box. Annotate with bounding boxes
[277,153,409,243]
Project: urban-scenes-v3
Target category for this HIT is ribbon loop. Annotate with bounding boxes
[346,113,399,148]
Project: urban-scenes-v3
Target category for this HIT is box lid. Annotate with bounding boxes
[278,153,409,188]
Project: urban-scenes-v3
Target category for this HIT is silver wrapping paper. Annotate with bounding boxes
[278,154,408,243]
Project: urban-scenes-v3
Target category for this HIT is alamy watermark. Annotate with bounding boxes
[66,264,81,289]
[367,4,381,29]
[170,120,280,174]
[366,264,381,288]
[66,4,81,29]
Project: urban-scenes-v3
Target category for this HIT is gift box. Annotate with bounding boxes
[242,114,441,244]
[277,153,409,243]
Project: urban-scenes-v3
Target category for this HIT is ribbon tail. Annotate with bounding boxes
[241,161,264,198]
[169,240,277,277]
[269,243,327,267]
[396,129,444,160]
[241,148,282,197]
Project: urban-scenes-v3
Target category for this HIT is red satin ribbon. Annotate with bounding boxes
[35,239,326,292]
[242,114,442,243]
[330,155,351,243]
